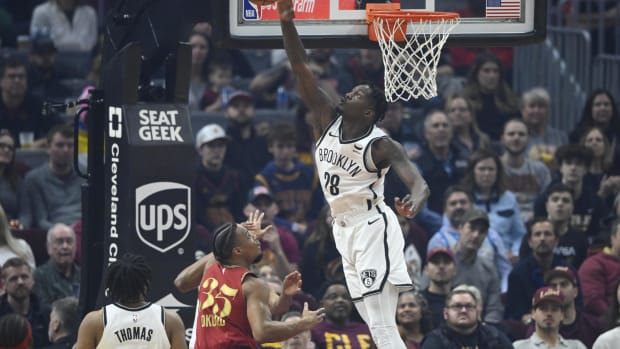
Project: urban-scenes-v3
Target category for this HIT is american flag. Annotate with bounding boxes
[486,0,522,19]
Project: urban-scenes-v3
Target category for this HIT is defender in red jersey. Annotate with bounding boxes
[176,213,325,349]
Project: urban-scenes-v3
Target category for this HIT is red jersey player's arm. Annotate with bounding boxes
[74,310,104,349]
[268,270,303,316]
[174,253,216,293]
[244,276,325,343]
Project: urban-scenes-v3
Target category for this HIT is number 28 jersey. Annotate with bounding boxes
[314,116,389,216]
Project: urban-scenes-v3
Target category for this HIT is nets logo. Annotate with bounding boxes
[360,269,377,288]
[135,182,190,253]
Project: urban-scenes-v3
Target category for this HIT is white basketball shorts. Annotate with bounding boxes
[331,202,413,301]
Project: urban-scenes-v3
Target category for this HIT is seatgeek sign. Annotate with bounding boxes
[101,103,196,335]
[104,104,195,263]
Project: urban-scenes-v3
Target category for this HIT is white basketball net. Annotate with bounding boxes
[372,15,460,102]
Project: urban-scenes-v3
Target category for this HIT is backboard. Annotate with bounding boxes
[210,0,547,48]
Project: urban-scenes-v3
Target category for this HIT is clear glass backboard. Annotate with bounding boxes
[210,0,547,48]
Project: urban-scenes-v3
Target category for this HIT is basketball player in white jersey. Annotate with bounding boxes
[278,1,430,348]
[74,253,187,349]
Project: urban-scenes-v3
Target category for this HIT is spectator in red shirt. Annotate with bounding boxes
[578,218,620,315]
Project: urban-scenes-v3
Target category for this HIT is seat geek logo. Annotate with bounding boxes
[135,182,190,253]
[138,109,184,142]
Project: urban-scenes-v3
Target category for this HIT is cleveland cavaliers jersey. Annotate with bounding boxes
[97,303,170,349]
[195,262,257,349]
[315,116,389,216]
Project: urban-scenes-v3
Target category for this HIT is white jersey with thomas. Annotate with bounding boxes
[315,116,389,216]
[97,303,170,349]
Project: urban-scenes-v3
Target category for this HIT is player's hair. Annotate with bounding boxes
[211,223,238,263]
[105,253,151,303]
[0,313,32,348]
[363,81,387,123]
[51,297,79,335]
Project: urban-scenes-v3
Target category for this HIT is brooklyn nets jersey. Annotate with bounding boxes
[97,303,170,349]
[315,116,389,216]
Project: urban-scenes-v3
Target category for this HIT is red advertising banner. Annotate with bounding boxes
[254,0,330,20]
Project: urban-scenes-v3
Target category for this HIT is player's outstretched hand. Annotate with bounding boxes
[301,302,326,330]
[395,193,423,219]
[282,271,303,297]
[395,195,415,218]
[277,0,295,21]
[242,210,272,240]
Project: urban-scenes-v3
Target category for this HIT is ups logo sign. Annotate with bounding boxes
[135,182,190,253]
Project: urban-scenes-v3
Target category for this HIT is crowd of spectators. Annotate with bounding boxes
[0,1,619,348]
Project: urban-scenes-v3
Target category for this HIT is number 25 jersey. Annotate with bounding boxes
[315,116,389,216]
[195,262,257,349]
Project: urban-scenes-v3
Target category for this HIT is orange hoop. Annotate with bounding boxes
[365,3,461,101]
[366,4,460,42]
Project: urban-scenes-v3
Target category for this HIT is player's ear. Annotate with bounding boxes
[364,108,375,119]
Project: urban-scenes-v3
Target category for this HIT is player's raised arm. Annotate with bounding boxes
[278,0,335,139]
[373,137,430,218]
[174,211,270,292]
[268,270,302,316]
[173,253,215,292]
[244,276,325,342]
